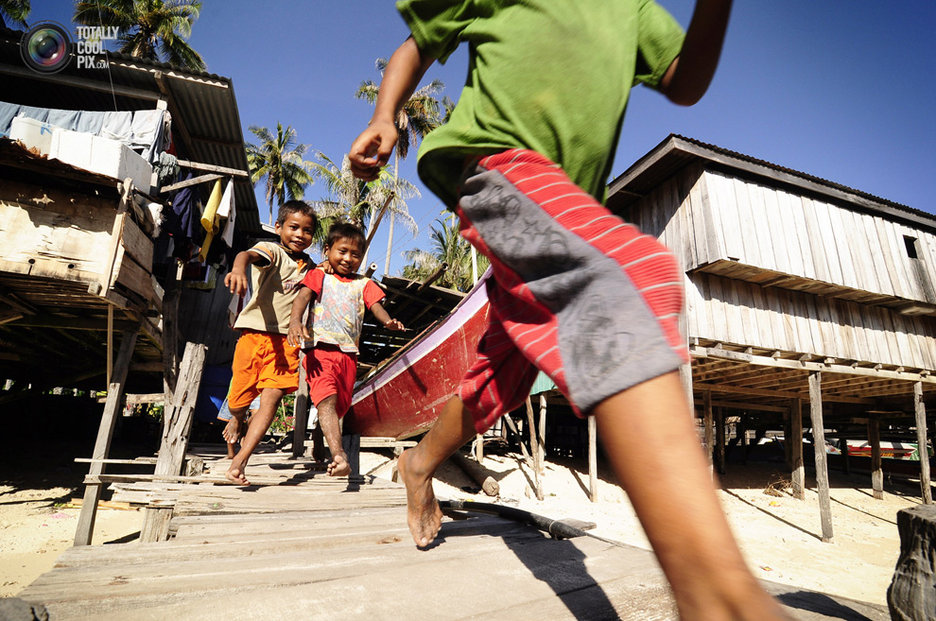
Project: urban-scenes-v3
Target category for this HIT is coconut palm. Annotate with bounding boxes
[402,217,489,292]
[0,0,29,28]
[312,153,418,265]
[73,0,205,72]
[356,58,444,274]
[245,123,317,224]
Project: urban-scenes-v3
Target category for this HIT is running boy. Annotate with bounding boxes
[287,222,404,477]
[223,200,316,485]
[348,1,789,619]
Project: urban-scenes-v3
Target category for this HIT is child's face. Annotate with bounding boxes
[275,212,315,253]
[324,237,364,276]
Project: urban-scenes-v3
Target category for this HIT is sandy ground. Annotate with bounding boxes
[0,443,921,607]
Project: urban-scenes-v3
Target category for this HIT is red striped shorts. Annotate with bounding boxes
[455,149,687,432]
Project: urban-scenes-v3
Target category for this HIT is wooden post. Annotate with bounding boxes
[152,342,207,477]
[703,390,714,475]
[140,342,206,543]
[537,393,547,483]
[525,397,543,500]
[292,355,310,458]
[868,416,883,500]
[791,398,805,500]
[587,415,598,503]
[475,433,484,463]
[739,414,748,465]
[74,323,140,546]
[914,382,932,504]
[841,433,851,476]
[808,371,834,542]
[715,406,726,475]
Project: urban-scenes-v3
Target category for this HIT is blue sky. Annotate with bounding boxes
[29,1,936,277]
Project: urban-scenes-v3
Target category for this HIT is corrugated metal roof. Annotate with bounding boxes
[608,134,936,232]
[0,26,261,233]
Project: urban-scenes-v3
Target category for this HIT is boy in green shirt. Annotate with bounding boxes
[350,1,788,618]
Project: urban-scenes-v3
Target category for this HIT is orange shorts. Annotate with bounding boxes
[303,344,357,418]
[227,330,300,410]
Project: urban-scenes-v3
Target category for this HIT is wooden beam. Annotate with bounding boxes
[176,159,249,178]
[703,391,714,474]
[715,406,726,475]
[914,382,933,504]
[808,371,834,542]
[868,416,883,500]
[526,397,543,501]
[159,173,222,194]
[73,322,140,546]
[293,355,310,459]
[791,398,805,500]
[693,381,873,406]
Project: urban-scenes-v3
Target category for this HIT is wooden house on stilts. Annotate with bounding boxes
[606,134,936,541]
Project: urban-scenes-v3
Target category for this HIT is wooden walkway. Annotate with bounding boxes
[19,449,888,620]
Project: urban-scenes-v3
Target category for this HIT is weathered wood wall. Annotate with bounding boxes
[686,272,936,370]
[628,165,936,307]
[178,282,238,366]
[622,164,936,371]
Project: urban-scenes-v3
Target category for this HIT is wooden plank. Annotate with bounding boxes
[812,198,844,286]
[764,186,790,275]
[826,204,858,289]
[808,371,834,542]
[800,197,831,283]
[705,171,744,261]
[785,191,816,280]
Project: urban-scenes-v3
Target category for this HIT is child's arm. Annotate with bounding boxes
[286,286,315,347]
[369,302,404,332]
[349,35,436,181]
[223,249,265,296]
[659,0,732,106]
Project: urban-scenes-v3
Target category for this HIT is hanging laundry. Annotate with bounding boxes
[197,178,224,263]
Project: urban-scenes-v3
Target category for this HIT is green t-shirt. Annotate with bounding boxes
[397,0,685,208]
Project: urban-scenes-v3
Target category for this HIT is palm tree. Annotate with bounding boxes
[0,0,29,28]
[245,123,316,224]
[312,153,418,265]
[402,217,489,292]
[356,58,445,275]
[73,0,205,72]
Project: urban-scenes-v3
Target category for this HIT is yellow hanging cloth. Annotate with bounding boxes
[198,178,223,262]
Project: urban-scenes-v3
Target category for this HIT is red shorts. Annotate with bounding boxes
[455,149,687,432]
[227,330,300,410]
[303,344,357,418]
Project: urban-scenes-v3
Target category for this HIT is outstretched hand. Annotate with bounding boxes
[224,270,249,296]
[349,119,398,181]
[383,318,405,331]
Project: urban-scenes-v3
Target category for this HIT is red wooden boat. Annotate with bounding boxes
[345,271,491,439]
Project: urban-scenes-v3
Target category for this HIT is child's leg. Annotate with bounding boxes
[225,387,285,485]
[593,371,789,621]
[317,395,350,477]
[222,406,248,459]
[397,395,476,546]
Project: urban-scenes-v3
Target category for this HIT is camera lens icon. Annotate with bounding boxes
[20,21,72,74]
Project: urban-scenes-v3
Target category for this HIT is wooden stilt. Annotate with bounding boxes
[525,397,542,500]
[587,415,598,503]
[868,416,883,500]
[841,432,851,475]
[808,371,834,543]
[703,390,713,476]
[537,393,547,483]
[790,398,805,500]
[292,355,310,458]
[914,382,932,504]
[141,342,207,543]
[475,433,484,463]
[739,414,748,465]
[74,323,140,546]
[715,406,726,475]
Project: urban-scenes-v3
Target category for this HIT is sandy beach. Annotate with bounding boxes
[0,437,919,608]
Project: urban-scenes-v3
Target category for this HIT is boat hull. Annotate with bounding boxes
[345,276,490,439]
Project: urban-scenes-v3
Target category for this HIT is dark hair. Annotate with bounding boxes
[326,222,366,252]
[276,200,317,226]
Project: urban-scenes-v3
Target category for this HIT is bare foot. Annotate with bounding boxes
[397,449,443,547]
[225,441,236,460]
[225,459,249,485]
[327,452,351,477]
[222,416,243,444]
